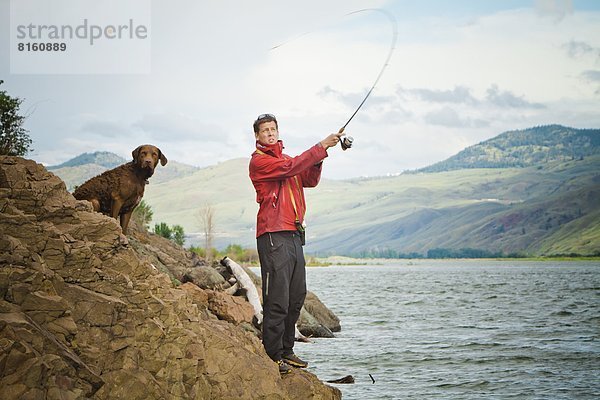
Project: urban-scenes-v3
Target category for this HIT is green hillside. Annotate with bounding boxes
[139,155,599,257]
[419,125,600,172]
[308,157,599,256]
[50,125,600,257]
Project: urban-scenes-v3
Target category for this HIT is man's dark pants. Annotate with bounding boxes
[257,230,306,361]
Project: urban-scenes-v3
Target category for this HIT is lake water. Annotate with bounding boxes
[291,260,600,399]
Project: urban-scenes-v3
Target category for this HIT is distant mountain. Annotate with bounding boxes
[418,125,600,172]
[47,151,126,170]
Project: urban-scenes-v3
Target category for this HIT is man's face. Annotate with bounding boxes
[255,121,279,145]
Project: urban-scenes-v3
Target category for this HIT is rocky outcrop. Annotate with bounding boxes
[0,156,341,399]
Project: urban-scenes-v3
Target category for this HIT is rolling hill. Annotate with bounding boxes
[50,125,600,257]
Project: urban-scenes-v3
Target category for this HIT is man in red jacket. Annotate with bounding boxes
[249,113,343,374]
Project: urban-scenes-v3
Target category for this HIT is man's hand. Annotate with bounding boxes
[320,132,345,150]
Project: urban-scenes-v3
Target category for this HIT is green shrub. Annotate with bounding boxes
[133,200,153,230]
[154,222,185,246]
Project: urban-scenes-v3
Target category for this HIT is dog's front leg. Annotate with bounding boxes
[111,196,126,233]
[111,198,129,245]
[111,197,124,221]
[120,212,133,235]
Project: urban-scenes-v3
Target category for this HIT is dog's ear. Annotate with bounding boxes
[158,148,168,166]
[132,145,143,162]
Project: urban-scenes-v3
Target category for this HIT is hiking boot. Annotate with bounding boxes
[282,353,308,368]
[277,360,292,375]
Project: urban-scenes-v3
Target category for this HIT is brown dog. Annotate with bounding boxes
[73,144,167,234]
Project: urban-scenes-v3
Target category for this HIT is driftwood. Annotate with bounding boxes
[295,326,310,342]
[326,375,355,384]
[220,257,263,325]
[223,282,239,296]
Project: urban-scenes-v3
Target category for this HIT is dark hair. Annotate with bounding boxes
[253,113,278,133]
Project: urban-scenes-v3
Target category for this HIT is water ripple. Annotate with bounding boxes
[296,261,600,399]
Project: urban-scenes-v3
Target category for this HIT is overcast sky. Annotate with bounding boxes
[2,0,599,179]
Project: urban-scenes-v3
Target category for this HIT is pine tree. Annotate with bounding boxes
[0,80,33,156]
[172,225,185,246]
[154,222,173,240]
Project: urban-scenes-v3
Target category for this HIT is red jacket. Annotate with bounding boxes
[249,140,328,238]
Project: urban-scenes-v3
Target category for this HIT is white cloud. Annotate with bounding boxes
[78,117,132,138]
[580,70,600,94]
[398,85,479,105]
[562,40,600,60]
[535,0,573,22]
[424,106,489,129]
[485,84,545,109]
[3,1,599,179]
[133,113,230,142]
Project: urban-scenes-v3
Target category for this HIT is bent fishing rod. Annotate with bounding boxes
[338,8,398,150]
[269,8,398,150]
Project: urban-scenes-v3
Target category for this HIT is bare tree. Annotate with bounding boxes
[197,203,215,263]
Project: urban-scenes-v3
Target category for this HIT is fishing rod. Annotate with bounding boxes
[269,8,398,150]
[337,8,398,150]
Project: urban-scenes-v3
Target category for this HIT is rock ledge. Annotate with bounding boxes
[0,156,341,400]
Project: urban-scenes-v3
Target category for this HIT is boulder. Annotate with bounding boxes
[303,291,341,333]
[298,308,334,338]
[206,289,255,324]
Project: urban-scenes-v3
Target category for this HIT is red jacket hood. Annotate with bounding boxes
[255,140,283,157]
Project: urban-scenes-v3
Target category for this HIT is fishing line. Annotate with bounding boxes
[338,9,398,136]
[269,8,398,150]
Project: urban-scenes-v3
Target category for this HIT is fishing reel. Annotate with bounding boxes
[340,136,354,150]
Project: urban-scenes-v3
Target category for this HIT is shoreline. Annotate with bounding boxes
[307,255,600,266]
[242,256,600,269]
